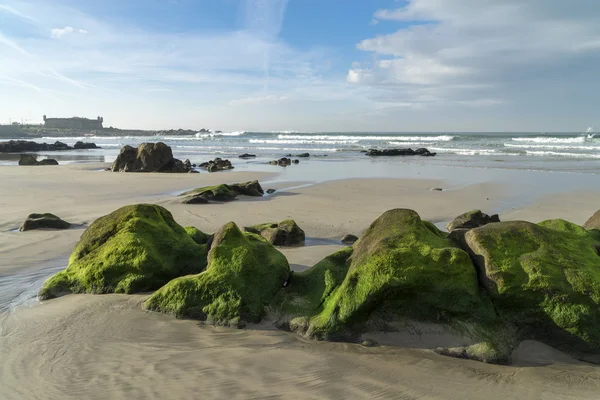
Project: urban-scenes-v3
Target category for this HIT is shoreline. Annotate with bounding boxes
[1,163,600,398]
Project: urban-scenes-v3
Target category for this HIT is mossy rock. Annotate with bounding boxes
[144,222,290,326]
[464,219,600,354]
[180,184,237,202]
[583,209,600,230]
[280,209,490,341]
[19,213,71,231]
[245,220,305,246]
[184,226,211,245]
[38,204,207,300]
[446,210,500,232]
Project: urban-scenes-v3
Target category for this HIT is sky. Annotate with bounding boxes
[0,0,599,132]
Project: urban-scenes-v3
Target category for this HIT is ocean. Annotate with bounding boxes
[2,131,598,174]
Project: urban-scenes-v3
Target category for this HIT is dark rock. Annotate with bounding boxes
[239,153,256,159]
[446,210,500,232]
[293,159,300,164]
[199,157,234,173]
[181,193,210,204]
[180,184,238,203]
[111,143,192,173]
[74,141,100,150]
[297,153,310,158]
[432,188,443,191]
[447,228,470,248]
[0,140,75,153]
[18,154,58,166]
[20,213,71,231]
[341,234,359,245]
[278,157,292,167]
[183,159,192,170]
[266,189,276,194]
[230,180,264,197]
[366,148,437,157]
[244,220,306,246]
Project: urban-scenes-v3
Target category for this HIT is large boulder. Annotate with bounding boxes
[463,219,600,355]
[18,154,59,166]
[446,210,500,232]
[144,222,290,326]
[244,220,305,246]
[111,143,191,173]
[38,204,207,300]
[20,213,71,231]
[280,209,487,341]
[583,210,600,230]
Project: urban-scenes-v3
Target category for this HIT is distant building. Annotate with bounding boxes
[43,115,103,130]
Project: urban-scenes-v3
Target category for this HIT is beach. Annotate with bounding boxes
[1,160,600,399]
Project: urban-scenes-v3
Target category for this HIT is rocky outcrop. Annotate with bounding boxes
[230,180,264,197]
[20,213,71,231]
[74,141,100,150]
[244,220,305,246]
[446,210,500,232]
[0,140,99,153]
[144,222,290,327]
[199,158,234,172]
[18,154,59,166]
[268,157,299,167]
[286,153,310,158]
[366,148,437,157]
[38,204,206,300]
[111,142,192,173]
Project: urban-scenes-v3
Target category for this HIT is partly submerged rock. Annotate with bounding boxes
[20,213,71,231]
[366,148,437,157]
[38,204,206,300]
[244,220,305,246]
[199,158,234,172]
[239,153,256,159]
[266,189,276,194]
[279,209,487,341]
[74,141,100,150]
[463,219,600,355]
[18,154,59,166]
[446,210,500,232]
[0,140,75,153]
[341,234,359,245]
[144,222,290,326]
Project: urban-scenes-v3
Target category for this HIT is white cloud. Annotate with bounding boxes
[78,29,88,34]
[351,0,600,109]
[0,4,36,23]
[51,26,74,38]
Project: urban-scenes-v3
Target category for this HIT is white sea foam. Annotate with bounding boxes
[525,150,600,159]
[504,143,600,151]
[195,131,246,138]
[249,139,360,145]
[428,147,504,156]
[278,134,455,142]
[511,136,588,144]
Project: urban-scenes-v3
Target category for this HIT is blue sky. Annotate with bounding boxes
[1,0,599,131]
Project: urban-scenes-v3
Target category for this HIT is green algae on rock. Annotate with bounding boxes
[144,222,290,327]
[19,213,71,231]
[180,184,238,202]
[184,226,211,245]
[244,220,305,246]
[463,219,600,354]
[279,209,490,341]
[38,204,207,300]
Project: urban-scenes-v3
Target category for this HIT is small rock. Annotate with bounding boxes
[297,153,310,158]
[432,188,443,191]
[446,210,500,232]
[18,154,58,166]
[341,234,359,245]
[20,213,71,231]
[239,153,257,159]
[181,194,210,204]
[266,189,276,194]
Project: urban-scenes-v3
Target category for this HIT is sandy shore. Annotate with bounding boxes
[1,163,600,399]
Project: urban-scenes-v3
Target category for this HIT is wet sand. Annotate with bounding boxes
[1,163,600,399]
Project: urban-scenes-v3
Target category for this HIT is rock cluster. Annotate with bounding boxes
[269,157,299,167]
[366,148,436,157]
[18,154,59,166]
[38,204,600,365]
[180,181,264,204]
[111,142,192,173]
[199,158,234,172]
[0,140,99,153]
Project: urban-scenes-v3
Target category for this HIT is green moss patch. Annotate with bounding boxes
[464,219,600,353]
[245,220,305,246]
[180,184,237,202]
[279,209,490,341]
[38,204,207,299]
[144,222,290,326]
[184,226,211,245]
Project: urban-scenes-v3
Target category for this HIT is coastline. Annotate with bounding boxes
[1,162,600,399]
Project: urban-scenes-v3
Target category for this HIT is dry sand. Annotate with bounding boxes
[1,163,600,399]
